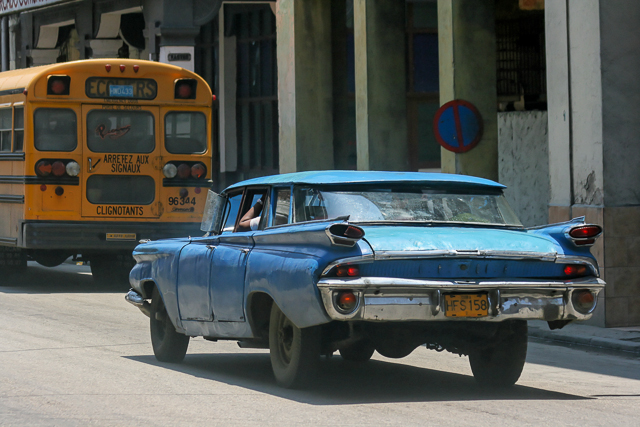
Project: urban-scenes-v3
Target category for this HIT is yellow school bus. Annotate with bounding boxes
[0,59,212,282]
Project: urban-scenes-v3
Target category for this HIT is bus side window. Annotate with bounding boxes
[34,108,77,151]
[13,107,24,152]
[0,109,11,152]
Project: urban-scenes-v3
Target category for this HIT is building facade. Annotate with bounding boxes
[1,0,637,326]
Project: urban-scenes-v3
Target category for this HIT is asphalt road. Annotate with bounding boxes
[1,262,639,426]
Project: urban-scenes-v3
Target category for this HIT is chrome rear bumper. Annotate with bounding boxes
[317,277,605,322]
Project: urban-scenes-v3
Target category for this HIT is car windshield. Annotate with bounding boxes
[293,186,523,227]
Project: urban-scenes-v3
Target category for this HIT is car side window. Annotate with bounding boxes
[236,189,268,232]
[274,188,291,226]
[221,193,243,233]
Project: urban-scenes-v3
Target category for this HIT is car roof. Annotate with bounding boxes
[225,171,506,191]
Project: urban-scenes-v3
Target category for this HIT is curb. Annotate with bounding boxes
[528,326,640,355]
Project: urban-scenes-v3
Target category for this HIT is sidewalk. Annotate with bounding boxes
[528,320,640,356]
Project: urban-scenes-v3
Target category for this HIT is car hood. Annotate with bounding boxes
[360,225,562,255]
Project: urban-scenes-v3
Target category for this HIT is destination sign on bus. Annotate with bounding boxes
[85,78,157,100]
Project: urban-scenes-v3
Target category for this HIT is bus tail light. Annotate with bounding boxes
[133,65,140,73]
[119,64,126,72]
[175,79,197,99]
[65,161,80,177]
[191,163,206,179]
[47,75,70,95]
[51,161,66,177]
[163,163,177,179]
[35,160,52,176]
[177,163,191,179]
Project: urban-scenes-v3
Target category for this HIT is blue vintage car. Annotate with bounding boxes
[126,171,605,388]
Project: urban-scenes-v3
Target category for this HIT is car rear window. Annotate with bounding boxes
[293,187,523,226]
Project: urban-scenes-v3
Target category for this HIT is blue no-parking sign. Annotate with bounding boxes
[432,100,483,153]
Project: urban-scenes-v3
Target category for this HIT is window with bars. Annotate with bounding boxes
[496,13,547,110]
[235,6,278,175]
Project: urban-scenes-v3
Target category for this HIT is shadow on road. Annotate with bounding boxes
[0,261,129,294]
[125,352,589,405]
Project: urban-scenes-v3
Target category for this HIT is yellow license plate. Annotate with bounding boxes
[106,233,137,241]
[444,293,489,317]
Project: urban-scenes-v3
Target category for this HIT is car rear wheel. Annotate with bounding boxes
[150,287,189,363]
[468,320,528,387]
[269,303,320,388]
[339,340,376,362]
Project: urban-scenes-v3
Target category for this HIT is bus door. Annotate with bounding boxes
[80,105,162,219]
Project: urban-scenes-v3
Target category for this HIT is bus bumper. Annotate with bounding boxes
[21,220,202,250]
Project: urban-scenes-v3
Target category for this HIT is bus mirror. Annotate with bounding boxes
[201,190,226,234]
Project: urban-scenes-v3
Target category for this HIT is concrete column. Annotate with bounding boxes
[353,0,407,171]
[218,7,238,173]
[437,0,497,180]
[545,0,573,223]
[276,0,334,173]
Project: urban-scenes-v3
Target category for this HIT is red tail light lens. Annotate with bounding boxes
[119,64,126,72]
[344,226,365,239]
[51,161,66,177]
[336,290,358,313]
[564,264,588,277]
[35,160,52,176]
[191,163,206,179]
[569,225,602,239]
[336,265,359,277]
[177,163,191,179]
[572,290,596,314]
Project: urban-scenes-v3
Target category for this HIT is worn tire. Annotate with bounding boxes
[339,341,375,362]
[468,320,528,388]
[150,287,189,363]
[269,303,320,388]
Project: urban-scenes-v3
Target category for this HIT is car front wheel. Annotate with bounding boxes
[150,287,189,363]
[468,320,528,387]
[269,303,320,388]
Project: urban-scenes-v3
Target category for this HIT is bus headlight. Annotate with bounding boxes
[65,161,80,177]
[163,163,177,179]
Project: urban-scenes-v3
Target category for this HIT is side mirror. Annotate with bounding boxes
[201,190,226,234]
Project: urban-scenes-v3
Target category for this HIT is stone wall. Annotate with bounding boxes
[497,111,549,227]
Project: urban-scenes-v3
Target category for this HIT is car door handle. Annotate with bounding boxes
[206,245,216,251]
[241,248,250,254]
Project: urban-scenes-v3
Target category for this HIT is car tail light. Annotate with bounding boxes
[177,163,191,179]
[191,163,206,179]
[572,289,596,314]
[175,79,197,99]
[335,265,360,277]
[65,161,80,177]
[568,224,602,246]
[51,161,66,177]
[326,223,365,247]
[163,163,177,178]
[47,75,70,95]
[564,264,589,277]
[35,160,52,177]
[334,290,358,313]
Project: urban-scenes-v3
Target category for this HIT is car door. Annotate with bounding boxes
[176,239,215,321]
[208,188,267,322]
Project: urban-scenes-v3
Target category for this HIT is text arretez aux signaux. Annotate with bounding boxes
[103,154,149,173]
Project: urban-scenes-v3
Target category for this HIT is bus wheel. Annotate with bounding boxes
[32,250,69,267]
[90,253,134,286]
[0,247,27,273]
